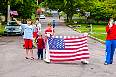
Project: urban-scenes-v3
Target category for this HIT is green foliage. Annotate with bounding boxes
[39,2,46,8]
[0,0,38,20]
[10,0,37,19]
[83,0,116,21]
[0,0,116,21]
[0,24,4,35]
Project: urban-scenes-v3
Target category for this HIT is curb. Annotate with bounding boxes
[88,35,105,44]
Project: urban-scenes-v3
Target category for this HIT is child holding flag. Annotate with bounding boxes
[44,22,55,62]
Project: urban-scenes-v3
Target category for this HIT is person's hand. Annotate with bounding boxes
[109,18,114,28]
[109,23,113,28]
[83,33,88,36]
[13,18,16,20]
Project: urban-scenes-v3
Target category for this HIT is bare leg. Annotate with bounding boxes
[30,49,34,59]
[25,49,29,59]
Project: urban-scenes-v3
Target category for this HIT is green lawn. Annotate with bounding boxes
[72,24,106,41]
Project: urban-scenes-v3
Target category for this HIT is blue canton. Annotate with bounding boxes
[48,37,65,50]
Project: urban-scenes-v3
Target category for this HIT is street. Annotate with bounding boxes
[0,17,116,77]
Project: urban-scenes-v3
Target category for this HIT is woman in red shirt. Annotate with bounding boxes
[105,18,116,65]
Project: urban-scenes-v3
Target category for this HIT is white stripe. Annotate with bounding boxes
[49,47,88,52]
[76,36,79,38]
[65,44,87,48]
[50,55,90,60]
[65,40,87,45]
[67,36,71,38]
[64,38,87,42]
[45,39,50,62]
[64,36,67,39]
[52,36,55,38]
[71,36,75,38]
[50,51,89,56]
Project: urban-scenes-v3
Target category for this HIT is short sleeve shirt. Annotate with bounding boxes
[21,24,34,40]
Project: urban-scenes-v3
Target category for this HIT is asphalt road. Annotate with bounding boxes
[0,17,116,77]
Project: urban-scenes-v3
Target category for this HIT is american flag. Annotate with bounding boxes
[10,11,18,16]
[47,35,90,63]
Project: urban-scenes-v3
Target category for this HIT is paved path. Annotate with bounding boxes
[0,17,116,77]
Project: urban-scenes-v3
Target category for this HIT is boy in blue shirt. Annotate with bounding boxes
[14,18,34,60]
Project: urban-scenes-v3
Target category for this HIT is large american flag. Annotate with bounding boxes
[47,35,90,63]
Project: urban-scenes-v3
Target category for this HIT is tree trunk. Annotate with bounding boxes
[67,14,69,22]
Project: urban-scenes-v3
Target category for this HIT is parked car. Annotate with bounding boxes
[4,21,22,35]
[39,14,45,19]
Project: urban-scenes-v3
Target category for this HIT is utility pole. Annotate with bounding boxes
[7,0,10,22]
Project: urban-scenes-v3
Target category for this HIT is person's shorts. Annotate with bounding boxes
[24,39,33,49]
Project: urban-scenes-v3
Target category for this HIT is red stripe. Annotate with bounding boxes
[50,49,88,54]
[65,45,88,50]
[64,36,86,40]
[65,42,87,46]
[50,53,89,58]
[64,39,87,43]
[50,57,89,62]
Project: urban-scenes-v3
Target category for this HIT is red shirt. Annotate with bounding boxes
[37,38,45,49]
[45,26,54,35]
[106,24,116,40]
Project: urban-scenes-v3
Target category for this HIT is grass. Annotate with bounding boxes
[0,24,5,36]
[72,24,106,41]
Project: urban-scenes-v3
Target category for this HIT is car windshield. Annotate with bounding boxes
[7,22,19,26]
[40,15,44,16]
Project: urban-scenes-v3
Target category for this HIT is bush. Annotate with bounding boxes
[0,24,4,35]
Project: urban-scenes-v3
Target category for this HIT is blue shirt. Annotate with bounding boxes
[21,24,34,39]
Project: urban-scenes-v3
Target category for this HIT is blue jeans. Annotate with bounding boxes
[37,49,43,60]
[105,40,116,64]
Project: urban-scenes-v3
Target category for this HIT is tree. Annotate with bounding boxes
[84,0,116,21]
[10,0,37,19]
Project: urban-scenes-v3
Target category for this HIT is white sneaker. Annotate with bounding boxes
[44,59,50,63]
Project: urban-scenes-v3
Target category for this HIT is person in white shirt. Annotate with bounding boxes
[35,18,41,33]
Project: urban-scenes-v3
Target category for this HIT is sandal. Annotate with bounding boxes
[30,57,34,60]
[25,57,29,59]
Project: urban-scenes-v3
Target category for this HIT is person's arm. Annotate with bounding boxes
[43,39,45,49]
[14,18,26,32]
[35,35,38,43]
[13,18,20,25]
[106,24,113,33]
[39,23,41,31]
